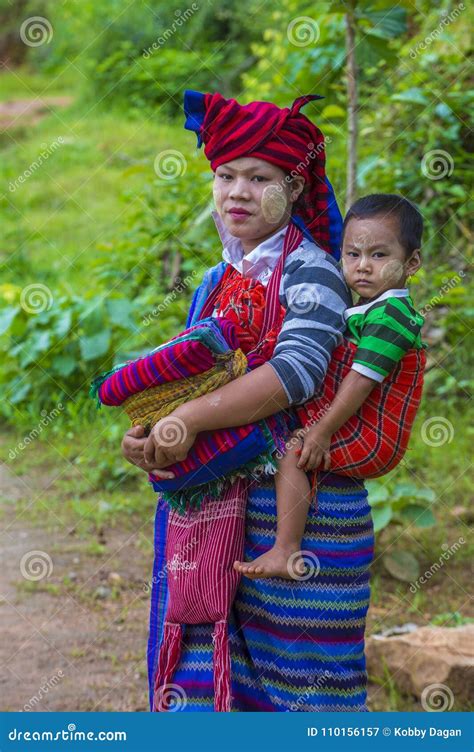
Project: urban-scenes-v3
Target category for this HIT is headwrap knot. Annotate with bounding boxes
[184,89,342,258]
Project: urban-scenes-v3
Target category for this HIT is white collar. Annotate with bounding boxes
[344,288,410,320]
[212,210,288,286]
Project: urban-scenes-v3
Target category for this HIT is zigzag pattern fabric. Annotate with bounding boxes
[147,472,374,711]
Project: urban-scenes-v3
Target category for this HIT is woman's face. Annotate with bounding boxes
[213,157,304,253]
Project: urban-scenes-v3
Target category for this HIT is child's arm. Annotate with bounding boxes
[296,370,377,472]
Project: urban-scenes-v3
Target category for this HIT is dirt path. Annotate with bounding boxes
[0,464,152,712]
[0,97,74,131]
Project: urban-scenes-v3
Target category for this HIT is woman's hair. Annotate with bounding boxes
[343,193,423,256]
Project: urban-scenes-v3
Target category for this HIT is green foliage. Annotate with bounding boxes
[367,479,437,533]
[0,0,471,540]
[0,285,141,419]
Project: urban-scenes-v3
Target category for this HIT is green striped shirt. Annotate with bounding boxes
[345,289,424,382]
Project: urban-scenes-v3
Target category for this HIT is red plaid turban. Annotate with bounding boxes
[184,89,342,258]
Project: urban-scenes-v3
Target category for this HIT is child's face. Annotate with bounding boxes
[342,215,421,299]
[213,157,304,253]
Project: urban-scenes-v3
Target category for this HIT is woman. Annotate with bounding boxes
[122,90,374,712]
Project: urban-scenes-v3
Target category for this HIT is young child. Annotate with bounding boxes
[234,194,425,579]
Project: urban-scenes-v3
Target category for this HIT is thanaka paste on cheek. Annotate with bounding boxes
[212,180,223,214]
[261,184,289,224]
[380,259,405,285]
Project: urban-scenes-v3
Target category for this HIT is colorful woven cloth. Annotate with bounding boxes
[153,478,248,712]
[297,341,426,478]
[89,317,287,512]
[148,472,374,711]
[184,89,342,258]
[90,318,240,410]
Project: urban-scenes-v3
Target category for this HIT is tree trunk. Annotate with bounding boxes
[345,1,358,211]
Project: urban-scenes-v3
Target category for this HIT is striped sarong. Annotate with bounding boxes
[147,471,374,711]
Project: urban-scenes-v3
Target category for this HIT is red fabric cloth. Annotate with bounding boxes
[296,341,426,478]
[213,265,286,362]
[198,92,332,252]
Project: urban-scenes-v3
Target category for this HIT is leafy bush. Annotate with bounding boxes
[367,479,436,533]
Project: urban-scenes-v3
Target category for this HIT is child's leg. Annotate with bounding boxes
[234,441,313,579]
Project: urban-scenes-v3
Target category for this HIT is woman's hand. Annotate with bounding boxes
[295,427,331,472]
[143,410,198,479]
[121,425,164,474]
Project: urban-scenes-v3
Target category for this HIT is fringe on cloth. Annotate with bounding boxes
[159,411,292,513]
[153,621,183,711]
[212,619,232,712]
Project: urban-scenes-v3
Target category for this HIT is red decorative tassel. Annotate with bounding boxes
[212,620,232,712]
[153,621,183,711]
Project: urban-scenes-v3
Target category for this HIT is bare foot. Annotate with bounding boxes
[233,546,307,580]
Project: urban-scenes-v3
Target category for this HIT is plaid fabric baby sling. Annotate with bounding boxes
[296,341,426,478]
[153,223,304,713]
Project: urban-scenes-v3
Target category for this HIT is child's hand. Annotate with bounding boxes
[295,427,331,472]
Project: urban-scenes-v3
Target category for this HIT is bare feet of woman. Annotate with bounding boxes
[233,545,307,580]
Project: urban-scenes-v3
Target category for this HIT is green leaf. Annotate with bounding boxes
[52,354,76,377]
[321,104,346,119]
[79,330,111,361]
[399,505,436,528]
[105,298,135,329]
[393,483,435,502]
[383,550,420,582]
[359,7,407,38]
[371,502,392,533]
[54,309,72,338]
[392,88,429,105]
[0,306,20,335]
[9,381,31,404]
[366,481,389,505]
[20,330,52,366]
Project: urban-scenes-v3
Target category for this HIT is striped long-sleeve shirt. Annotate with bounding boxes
[346,290,424,382]
[268,239,350,405]
[188,226,351,406]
